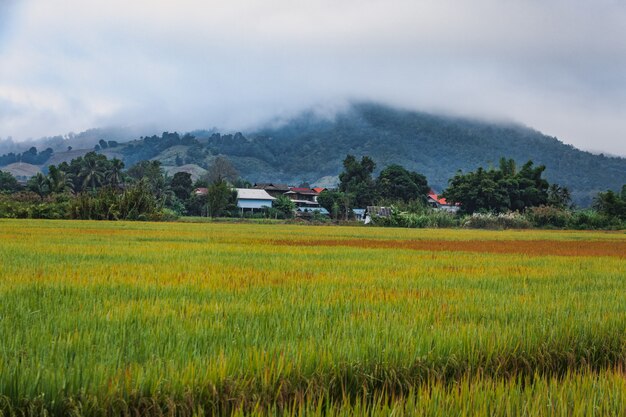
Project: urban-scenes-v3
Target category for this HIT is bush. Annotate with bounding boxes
[461,212,531,230]
[567,210,623,230]
[372,207,458,228]
[0,193,70,219]
[148,208,179,222]
[526,205,572,228]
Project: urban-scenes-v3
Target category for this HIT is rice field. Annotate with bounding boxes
[0,219,625,416]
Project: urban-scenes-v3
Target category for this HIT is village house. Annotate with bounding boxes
[427,190,459,213]
[235,188,275,213]
[284,187,322,210]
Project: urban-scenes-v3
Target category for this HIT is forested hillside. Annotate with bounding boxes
[227,103,626,206]
[2,103,625,206]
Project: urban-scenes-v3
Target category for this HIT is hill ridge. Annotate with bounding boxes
[2,102,625,206]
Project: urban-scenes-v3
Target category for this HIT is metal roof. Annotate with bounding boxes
[236,188,276,200]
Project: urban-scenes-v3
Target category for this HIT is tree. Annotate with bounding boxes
[317,189,351,220]
[593,188,626,220]
[443,159,550,214]
[27,173,50,200]
[442,167,508,214]
[106,158,125,189]
[117,178,161,220]
[206,180,235,218]
[0,171,20,193]
[338,155,378,207]
[171,172,193,201]
[98,139,108,149]
[127,160,170,203]
[205,156,238,184]
[273,195,296,218]
[47,165,73,194]
[377,164,429,203]
[512,161,549,210]
[547,184,572,209]
[127,160,163,183]
[79,153,106,192]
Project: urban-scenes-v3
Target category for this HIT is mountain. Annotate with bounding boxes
[2,102,625,206]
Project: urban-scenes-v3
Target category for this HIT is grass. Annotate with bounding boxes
[0,219,625,416]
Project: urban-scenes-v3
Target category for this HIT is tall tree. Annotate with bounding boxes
[47,165,73,194]
[27,173,50,200]
[171,172,193,201]
[206,180,235,218]
[593,188,626,220]
[338,155,378,207]
[205,156,238,185]
[377,164,429,203]
[106,158,125,189]
[79,152,107,192]
[547,184,572,209]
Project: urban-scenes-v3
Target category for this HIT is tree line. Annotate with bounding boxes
[0,152,240,220]
[1,152,625,228]
[316,155,625,228]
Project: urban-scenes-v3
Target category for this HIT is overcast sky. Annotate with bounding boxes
[1,0,625,155]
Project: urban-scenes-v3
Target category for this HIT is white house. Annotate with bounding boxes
[236,188,275,213]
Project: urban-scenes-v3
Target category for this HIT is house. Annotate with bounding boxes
[312,187,326,194]
[427,190,460,213]
[285,187,319,202]
[284,187,322,209]
[364,206,392,224]
[252,183,291,198]
[236,188,275,213]
[193,187,208,196]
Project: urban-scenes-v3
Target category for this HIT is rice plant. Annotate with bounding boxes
[0,219,624,416]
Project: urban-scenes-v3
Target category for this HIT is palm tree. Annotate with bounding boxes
[47,165,74,194]
[80,156,105,192]
[27,172,50,200]
[106,158,125,189]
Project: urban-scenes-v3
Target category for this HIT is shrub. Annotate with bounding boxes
[526,205,572,228]
[372,207,458,228]
[567,210,623,230]
[461,212,531,230]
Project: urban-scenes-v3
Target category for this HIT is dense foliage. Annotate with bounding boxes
[1,149,624,228]
[593,185,626,221]
[318,155,432,219]
[0,153,192,220]
[442,158,551,214]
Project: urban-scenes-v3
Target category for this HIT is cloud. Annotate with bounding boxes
[0,0,625,155]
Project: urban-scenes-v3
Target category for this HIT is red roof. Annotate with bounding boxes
[312,187,326,193]
[428,191,448,205]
